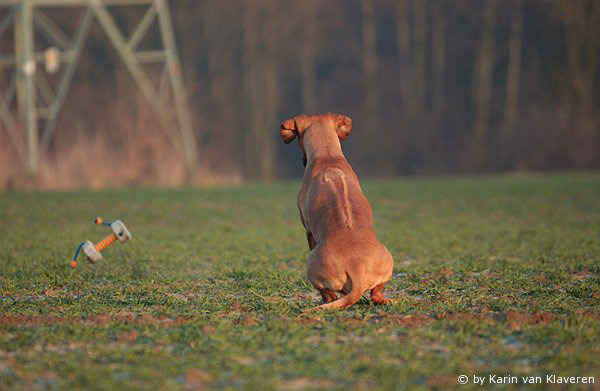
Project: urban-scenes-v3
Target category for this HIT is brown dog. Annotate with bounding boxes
[280,113,394,309]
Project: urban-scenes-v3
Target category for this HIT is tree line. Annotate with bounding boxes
[1,0,599,188]
[182,0,599,179]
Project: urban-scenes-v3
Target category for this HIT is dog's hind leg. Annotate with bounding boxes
[306,231,317,250]
[370,283,391,305]
[319,289,337,303]
[308,266,367,311]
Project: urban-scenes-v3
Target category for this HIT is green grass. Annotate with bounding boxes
[1,173,599,390]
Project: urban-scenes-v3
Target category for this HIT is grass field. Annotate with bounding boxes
[1,173,599,390]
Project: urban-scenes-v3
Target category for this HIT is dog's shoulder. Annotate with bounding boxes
[321,167,346,182]
[309,157,349,174]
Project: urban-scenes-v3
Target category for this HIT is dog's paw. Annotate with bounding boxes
[372,297,393,306]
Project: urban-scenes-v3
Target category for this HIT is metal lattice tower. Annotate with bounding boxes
[0,0,198,174]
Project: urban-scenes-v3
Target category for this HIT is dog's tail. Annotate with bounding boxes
[309,270,365,311]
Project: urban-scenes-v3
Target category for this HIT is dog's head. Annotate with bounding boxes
[279,113,352,166]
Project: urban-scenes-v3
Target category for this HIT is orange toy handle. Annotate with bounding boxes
[95,233,118,252]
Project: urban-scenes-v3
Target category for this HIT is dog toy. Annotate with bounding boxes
[70,217,132,268]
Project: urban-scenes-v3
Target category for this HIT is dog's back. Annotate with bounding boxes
[303,163,393,310]
[302,162,372,240]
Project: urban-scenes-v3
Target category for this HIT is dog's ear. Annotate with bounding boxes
[280,119,297,144]
[335,115,352,141]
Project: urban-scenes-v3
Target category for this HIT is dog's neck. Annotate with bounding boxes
[303,124,343,164]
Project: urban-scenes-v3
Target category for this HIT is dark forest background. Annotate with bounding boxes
[1,0,599,189]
